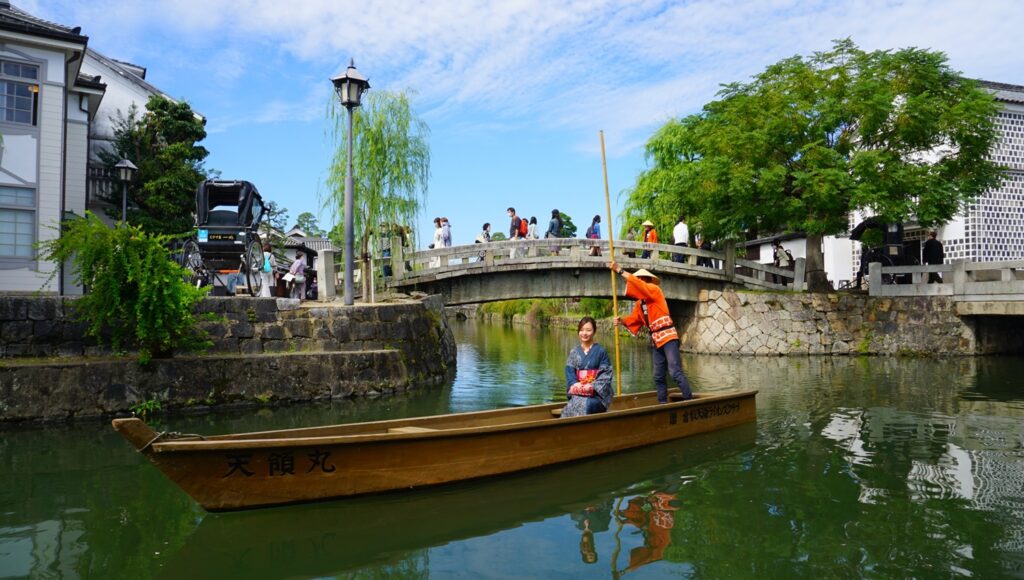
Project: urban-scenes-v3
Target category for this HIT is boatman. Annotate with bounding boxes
[609,261,694,402]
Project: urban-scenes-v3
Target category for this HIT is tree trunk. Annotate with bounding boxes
[804,233,833,292]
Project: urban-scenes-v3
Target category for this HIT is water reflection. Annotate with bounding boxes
[158,425,757,578]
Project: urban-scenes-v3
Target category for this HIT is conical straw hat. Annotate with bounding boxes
[633,269,660,284]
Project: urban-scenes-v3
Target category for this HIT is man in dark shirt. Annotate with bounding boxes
[922,231,944,283]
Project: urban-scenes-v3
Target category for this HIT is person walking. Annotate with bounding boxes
[609,261,694,402]
[923,230,945,283]
[546,209,563,255]
[441,217,452,247]
[586,215,602,256]
[640,220,658,259]
[259,242,277,297]
[288,251,306,300]
[429,217,443,268]
[772,239,792,285]
[671,215,688,263]
[475,222,491,261]
[528,216,539,240]
[507,207,526,258]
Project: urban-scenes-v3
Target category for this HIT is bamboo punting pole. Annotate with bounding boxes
[599,131,622,396]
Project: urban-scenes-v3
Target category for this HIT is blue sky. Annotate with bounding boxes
[26,0,1024,246]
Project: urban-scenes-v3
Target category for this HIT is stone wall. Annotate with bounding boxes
[679,289,1023,356]
[0,295,456,422]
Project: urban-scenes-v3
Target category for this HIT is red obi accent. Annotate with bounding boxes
[576,369,599,384]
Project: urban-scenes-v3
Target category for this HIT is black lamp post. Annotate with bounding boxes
[114,158,137,224]
[330,59,370,305]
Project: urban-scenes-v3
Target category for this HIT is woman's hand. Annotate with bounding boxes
[569,383,595,397]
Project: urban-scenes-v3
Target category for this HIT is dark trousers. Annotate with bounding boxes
[928,272,943,284]
[652,339,692,402]
[672,243,688,263]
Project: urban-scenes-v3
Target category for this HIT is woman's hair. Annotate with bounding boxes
[578,316,597,332]
[482,222,490,230]
[262,242,271,251]
[529,216,537,225]
[434,217,441,226]
[592,215,600,225]
[551,209,560,218]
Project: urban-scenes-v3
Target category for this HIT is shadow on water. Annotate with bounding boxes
[158,424,758,578]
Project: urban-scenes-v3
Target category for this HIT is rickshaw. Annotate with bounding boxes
[179,179,267,296]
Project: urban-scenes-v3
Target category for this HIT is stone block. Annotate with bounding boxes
[2,321,34,343]
[276,298,301,311]
[230,322,256,339]
[261,325,286,340]
[0,297,27,320]
[28,299,57,321]
[239,340,264,355]
[284,319,313,338]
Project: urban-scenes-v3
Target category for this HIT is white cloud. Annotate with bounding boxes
[35,0,1024,157]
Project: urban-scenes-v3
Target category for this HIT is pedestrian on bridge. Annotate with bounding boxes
[641,220,658,259]
[610,261,694,402]
[508,207,526,258]
[546,209,564,255]
[672,215,689,263]
[923,231,945,283]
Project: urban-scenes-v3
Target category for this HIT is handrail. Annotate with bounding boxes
[384,238,806,292]
[868,259,1024,298]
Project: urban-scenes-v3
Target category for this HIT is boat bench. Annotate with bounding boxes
[387,426,438,434]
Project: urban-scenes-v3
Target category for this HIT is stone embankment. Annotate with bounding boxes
[0,295,456,423]
[685,289,1024,355]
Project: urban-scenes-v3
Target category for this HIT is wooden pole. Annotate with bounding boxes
[600,131,622,396]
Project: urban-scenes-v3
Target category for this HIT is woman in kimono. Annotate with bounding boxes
[563,316,614,417]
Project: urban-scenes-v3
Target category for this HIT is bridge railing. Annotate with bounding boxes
[868,259,1024,299]
[387,238,805,291]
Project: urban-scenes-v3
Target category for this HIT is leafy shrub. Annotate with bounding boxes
[39,212,210,364]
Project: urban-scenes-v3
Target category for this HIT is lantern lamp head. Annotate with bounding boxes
[331,58,370,108]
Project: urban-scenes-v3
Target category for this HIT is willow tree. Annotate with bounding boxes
[624,40,1003,291]
[324,90,430,291]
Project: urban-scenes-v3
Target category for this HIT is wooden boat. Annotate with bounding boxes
[113,389,757,511]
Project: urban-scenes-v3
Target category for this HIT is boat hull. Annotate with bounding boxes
[113,390,756,511]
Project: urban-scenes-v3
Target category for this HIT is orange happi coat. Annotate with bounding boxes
[620,273,678,348]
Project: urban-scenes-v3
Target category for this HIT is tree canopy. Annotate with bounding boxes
[100,96,211,236]
[624,39,1003,289]
[323,89,430,261]
[295,212,325,237]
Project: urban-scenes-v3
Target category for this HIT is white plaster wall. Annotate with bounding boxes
[80,53,157,160]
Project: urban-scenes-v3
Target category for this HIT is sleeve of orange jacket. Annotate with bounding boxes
[620,273,653,335]
[648,229,658,244]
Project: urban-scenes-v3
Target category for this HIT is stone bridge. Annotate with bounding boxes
[385,238,805,306]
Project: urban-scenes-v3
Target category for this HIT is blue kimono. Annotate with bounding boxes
[563,343,614,417]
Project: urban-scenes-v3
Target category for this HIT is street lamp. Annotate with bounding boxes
[114,158,137,224]
[331,59,370,306]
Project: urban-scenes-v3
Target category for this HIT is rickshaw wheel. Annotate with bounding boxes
[244,240,263,297]
[180,240,207,287]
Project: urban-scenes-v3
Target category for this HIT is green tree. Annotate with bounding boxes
[558,211,578,238]
[38,213,211,364]
[260,201,289,251]
[100,96,211,235]
[323,90,430,286]
[624,40,1003,291]
[295,211,325,237]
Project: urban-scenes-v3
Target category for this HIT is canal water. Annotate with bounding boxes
[2,320,1023,578]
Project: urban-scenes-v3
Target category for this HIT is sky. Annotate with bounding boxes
[25,0,1024,246]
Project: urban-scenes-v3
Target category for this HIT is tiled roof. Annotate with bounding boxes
[0,2,87,45]
[288,237,339,252]
[977,80,1024,105]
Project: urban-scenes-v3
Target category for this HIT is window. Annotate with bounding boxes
[0,60,39,126]
[0,187,35,258]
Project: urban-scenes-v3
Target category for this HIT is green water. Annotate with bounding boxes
[2,321,1023,578]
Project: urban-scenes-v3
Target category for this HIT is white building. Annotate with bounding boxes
[0,1,193,295]
[0,1,101,294]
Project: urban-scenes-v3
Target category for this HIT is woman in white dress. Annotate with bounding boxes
[429,217,443,268]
